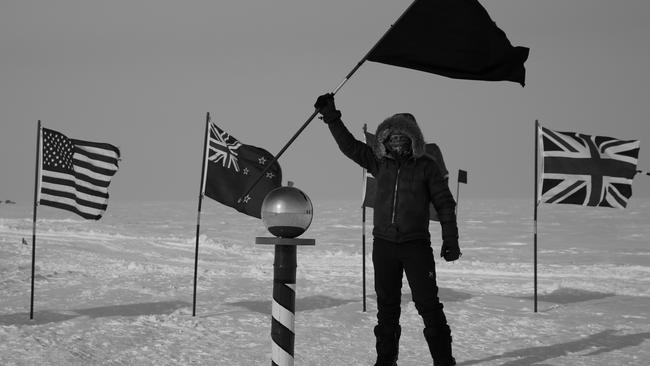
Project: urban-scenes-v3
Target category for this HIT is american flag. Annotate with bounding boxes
[539,125,639,208]
[39,128,121,220]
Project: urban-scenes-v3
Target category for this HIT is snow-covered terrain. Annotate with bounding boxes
[1,198,648,365]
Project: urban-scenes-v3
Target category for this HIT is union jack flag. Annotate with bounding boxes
[208,123,242,172]
[538,125,640,208]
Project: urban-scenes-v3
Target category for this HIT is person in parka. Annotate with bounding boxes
[315,93,461,366]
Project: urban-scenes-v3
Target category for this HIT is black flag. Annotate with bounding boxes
[367,0,529,86]
[458,169,468,184]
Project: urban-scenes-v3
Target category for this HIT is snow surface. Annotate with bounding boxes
[1,198,649,365]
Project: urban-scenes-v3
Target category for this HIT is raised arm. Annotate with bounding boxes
[315,94,378,174]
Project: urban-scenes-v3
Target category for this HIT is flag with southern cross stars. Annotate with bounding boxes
[203,122,282,218]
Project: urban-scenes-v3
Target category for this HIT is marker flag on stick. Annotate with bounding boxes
[458,169,468,184]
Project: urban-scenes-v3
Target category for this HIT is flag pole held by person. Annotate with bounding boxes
[239,0,528,203]
[317,93,460,366]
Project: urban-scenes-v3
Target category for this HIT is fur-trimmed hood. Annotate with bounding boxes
[373,113,426,159]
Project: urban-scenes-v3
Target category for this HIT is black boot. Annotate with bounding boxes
[423,326,456,366]
[373,324,401,366]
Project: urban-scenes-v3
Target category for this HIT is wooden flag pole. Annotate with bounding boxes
[192,112,211,317]
[238,0,419,202]
[533,120,540,313]
[30,120,42,320]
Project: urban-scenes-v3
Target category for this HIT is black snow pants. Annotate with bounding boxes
[372,237,449,331]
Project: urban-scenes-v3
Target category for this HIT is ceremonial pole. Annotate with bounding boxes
[192,112,211,317]
[257,183,315,366]
[30,120,42,320]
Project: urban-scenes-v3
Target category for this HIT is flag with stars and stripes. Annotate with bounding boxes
[203,122,282,218]
[539,125,640,208]
[39,127,121,220]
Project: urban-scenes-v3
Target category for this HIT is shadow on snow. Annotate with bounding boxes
[0,300,190,326]
[512,287,615,305]
[228,287,472,315]
[458,329,650,366]
[228,295,357,315]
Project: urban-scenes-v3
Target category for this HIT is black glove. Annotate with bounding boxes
[441,239,461,262]
[314,93,341,124]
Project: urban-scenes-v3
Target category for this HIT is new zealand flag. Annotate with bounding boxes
[203,123,282,218]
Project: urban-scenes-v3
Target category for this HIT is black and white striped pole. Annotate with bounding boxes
[257,182,314,366]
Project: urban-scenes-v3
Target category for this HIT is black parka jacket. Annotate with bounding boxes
[328,115,458,244]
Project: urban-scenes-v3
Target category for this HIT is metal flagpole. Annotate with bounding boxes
[455,174,461,215]
[362,205,367,313]
[238,0,420,202]
[455,170,467,216]
[193,112,211,317]
[30,120,42,320]
[533,120,540,313]
[361,124,368,312]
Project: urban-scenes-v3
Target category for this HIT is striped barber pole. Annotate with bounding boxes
[271,245,297,366]
[256,236,314,365]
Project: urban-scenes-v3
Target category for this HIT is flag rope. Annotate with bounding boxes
[637,170,650,177]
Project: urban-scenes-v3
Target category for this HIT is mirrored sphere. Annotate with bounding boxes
[261,186,313,238]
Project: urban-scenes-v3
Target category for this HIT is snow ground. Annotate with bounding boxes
[1,200,648,365]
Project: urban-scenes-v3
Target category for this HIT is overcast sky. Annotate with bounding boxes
[2,0,649,203]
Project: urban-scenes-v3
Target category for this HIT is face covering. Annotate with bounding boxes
[385,133,412,158]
